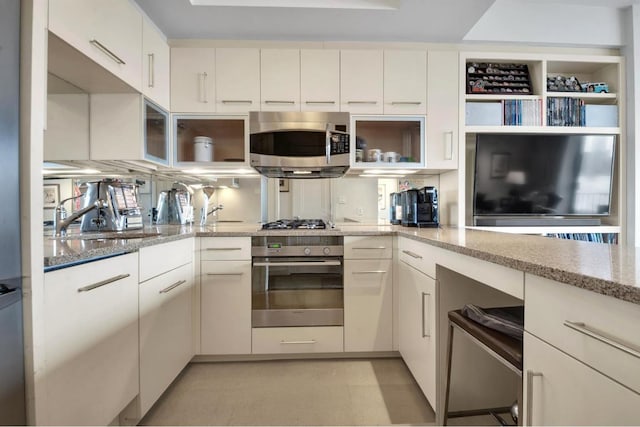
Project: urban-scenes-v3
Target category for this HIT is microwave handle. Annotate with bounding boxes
[325,124,332,165]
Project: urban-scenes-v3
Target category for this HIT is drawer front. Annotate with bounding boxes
[252,326,344,354]
[397,236,435,278]
[200,237,251,261]
[345,235,393,259]
[139,238,194,282]
[525,274,640,393]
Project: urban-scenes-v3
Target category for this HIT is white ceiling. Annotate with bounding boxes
[133,0,637,44]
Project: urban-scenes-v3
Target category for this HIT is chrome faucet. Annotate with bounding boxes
[207,204,224,216]
[54,195,107,237]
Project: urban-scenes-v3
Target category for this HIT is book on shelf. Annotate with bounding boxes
[547,98,586,126]
[501,99,542,126]
[546,232,618,244]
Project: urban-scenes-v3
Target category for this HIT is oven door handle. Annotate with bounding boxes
[253,260,341,267]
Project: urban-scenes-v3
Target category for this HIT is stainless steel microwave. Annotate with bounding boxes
[249,111,351,178]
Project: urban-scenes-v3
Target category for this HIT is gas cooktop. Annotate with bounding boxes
[261,219,327,230]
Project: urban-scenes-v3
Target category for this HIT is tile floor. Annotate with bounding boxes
[139,358,436,426]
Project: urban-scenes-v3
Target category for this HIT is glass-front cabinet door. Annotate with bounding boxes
[144,98,170,165]
[173,114,249,166]
[351,115,425,169]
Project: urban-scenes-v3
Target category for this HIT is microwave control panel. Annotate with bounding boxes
[330,132,350,155]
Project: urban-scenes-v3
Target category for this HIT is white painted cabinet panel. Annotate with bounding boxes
[252,326,344,354]
[344,259,393,352]
[426,50,458,169]
[523,332,640,426]
[49,0,142,91]
[139,263,193,417]
[215,48,260,113]
[170,47,216,113]
[42,253,139,426]
[44,94,89,161]
[142,16,170,110]
[301,49,340,112]
[398,259,437,408]
[345,235,393,260]
[384,50,427,114]
[200,260,252,355]
[260,49,300,111]
[139,238,194,282]
[340,50,383,114]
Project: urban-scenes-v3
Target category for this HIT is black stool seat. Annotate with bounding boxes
[448,310,523,370]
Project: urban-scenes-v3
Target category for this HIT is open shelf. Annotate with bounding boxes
[467,225,621,235]
[465,126,621,134]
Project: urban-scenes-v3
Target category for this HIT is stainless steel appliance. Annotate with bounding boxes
[249,111,351,178]
[0,0,25,423]
[80,179,144,232]
[261,218,327,230]
[251,231,344,327]
[389,192,402,225]
[155,184,193,225]
[417,186,439,227]
[401,189,419,227]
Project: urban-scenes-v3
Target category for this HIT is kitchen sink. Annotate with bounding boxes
[48,231,162,240]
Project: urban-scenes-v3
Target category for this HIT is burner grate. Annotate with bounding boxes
[261,219,327,230]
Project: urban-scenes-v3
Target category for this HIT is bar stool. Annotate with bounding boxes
[443,306,524,426]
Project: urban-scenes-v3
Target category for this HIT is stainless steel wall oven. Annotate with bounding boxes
[251,235,344,327]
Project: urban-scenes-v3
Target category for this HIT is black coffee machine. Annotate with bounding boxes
[400,187,439,227]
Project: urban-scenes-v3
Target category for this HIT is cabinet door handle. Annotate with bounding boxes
[89,39,126,65]
[264,100,295,104]
[347,101,377,105]
[351,270,387,274]
[77,273,130,292]
[402,250,423,259]
[206,272,244,276]
[221,100,253,104]
[422,292,431,337]
[563,320,640,359]
[159,279,187,294]
[526,370,543,426]
[391,101,422,105]
[352,246,386,250]
[305,101,336,104]
[444,131,454,160]
[206,247,243,251]
[147,53,155,88]
[280,340,316,345]
[200,72,208,103]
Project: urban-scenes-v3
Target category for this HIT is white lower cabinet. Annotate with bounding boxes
[252,326,344,354]
[42,253,139,426]
[344,259,393,352]
[524,332,640,426]
[200,260,252,354]
[139,262,194,417]
[398,258,437,408]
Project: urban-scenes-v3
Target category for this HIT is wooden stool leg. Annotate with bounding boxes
[442,322,455,426]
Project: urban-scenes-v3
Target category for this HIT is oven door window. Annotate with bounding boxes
[251,256,343,327]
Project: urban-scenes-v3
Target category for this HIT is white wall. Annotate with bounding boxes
[465,0,625,47]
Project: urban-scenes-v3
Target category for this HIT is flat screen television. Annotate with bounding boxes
[473,134,616,219]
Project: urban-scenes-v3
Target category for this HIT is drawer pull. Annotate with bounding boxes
[206,273,244,276]
[422,292,431,337]
[526,370,543,426]
[391,101,422,105]
[280,340,316,345]
[89,39,126,65]
[305,101,336,104]
[77,273,130,292]
[254,261,341,267]
[352,246,386,250]
[159,279,187,294]
[563,321,640,359]
[347,101,377,105]
[206,247,243,251]
[265,100,295,104]
[352,270,387,274]
[221,100,253,104]
[402,250,423,259]
[147,53,155,88]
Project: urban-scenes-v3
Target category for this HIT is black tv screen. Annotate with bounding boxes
[473,134,616,216]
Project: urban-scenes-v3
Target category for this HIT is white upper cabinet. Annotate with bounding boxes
[170,47,216,113]
[142,16,170,110]
[260,49,301,111]
[341,50,384,114]
[300,49,340,112]
[49,0,143,92]
[215,48,260,113]
[384,50,427,115]
[426,50,458,169]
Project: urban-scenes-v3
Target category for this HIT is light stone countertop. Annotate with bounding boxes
[43,223,640,305]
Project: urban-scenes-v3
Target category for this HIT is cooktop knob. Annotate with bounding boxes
[323,247,331,255]
[304,247,311,255]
